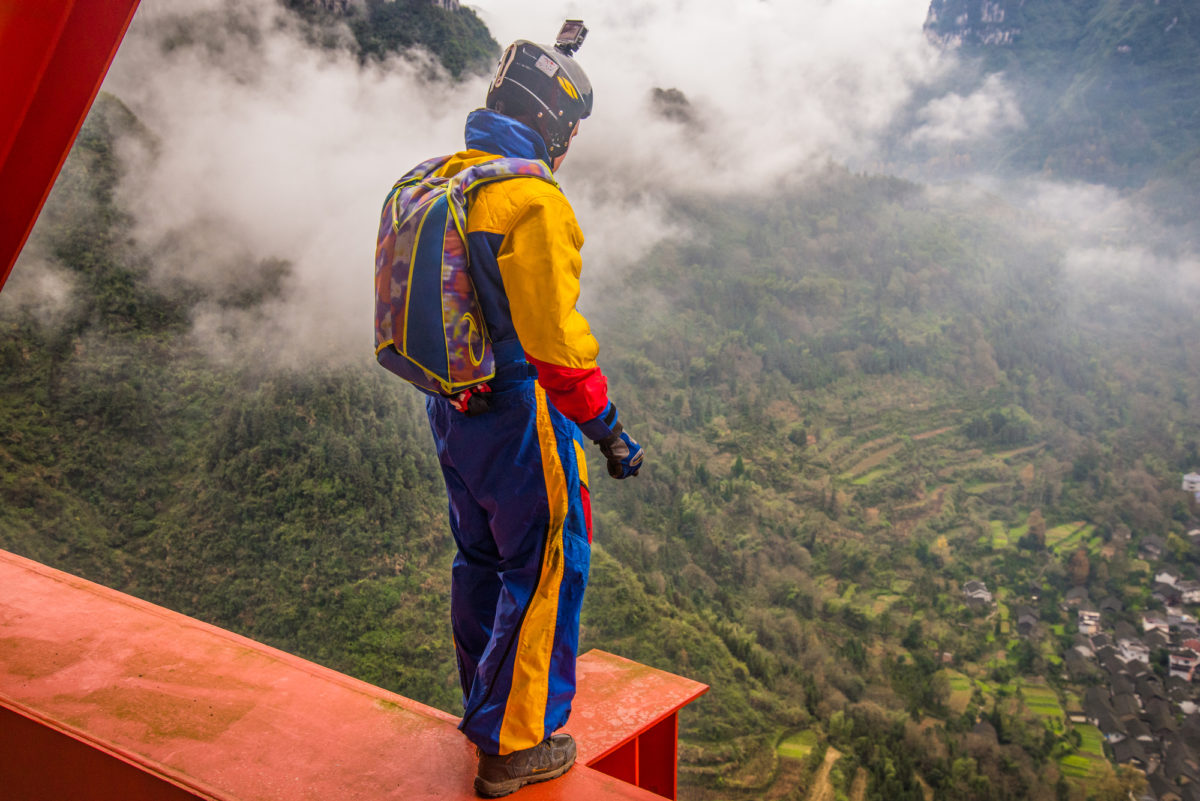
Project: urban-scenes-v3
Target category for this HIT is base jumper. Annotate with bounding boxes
[379,20,645,798]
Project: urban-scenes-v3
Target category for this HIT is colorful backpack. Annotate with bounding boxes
[374,155,557,401]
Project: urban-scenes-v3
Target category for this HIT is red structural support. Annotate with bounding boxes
[568,652,708,799]
[0,550,706,800]
[0,0,142,292]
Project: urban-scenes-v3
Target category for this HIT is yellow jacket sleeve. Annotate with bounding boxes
[496,190,599,370]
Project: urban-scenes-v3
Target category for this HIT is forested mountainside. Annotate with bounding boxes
[920,0,1200,203]
[283,0,498,76]
[3,3,1200,801]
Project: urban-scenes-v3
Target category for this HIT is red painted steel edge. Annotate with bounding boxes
[0,702,210,801]
[565,650,708,799]
[567,650,709,765]
[0,0,142,292]
[0,550,697,801]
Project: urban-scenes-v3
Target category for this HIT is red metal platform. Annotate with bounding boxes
[0,550,706,800]
[0,0,142,291]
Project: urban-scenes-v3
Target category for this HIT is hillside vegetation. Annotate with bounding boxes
[4,82,1199,799]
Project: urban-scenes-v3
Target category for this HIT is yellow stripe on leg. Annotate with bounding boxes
[497,385,568,754]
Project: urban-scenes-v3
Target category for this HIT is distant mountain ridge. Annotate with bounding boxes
[922,0,1200,191]
[284,0,497,77]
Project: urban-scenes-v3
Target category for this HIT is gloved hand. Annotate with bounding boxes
[598,424,644,479]
[578,402,645,479]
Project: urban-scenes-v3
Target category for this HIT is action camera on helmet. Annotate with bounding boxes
[555,20,587,55]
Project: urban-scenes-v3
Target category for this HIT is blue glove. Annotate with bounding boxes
[599,424,644,479]
[579,402,645,479]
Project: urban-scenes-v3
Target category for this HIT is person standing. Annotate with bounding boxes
[413,22,644,797]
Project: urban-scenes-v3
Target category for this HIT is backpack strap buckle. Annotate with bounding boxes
[449,383,493,416]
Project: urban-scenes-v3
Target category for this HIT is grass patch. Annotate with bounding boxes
[851,467,889,486]
[779,729,819,760]
[871,594,901,615]
[945,670,973,714]
[990,521,1010,550]
[994,443,1045,461]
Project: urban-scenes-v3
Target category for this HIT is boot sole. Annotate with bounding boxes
[473,754,576,798]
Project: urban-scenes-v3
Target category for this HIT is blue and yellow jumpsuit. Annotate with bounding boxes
[425,109,612,756]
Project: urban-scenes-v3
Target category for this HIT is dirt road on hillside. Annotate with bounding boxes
[805,747,843,801]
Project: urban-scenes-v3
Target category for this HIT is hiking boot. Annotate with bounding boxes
[474,733,577,797]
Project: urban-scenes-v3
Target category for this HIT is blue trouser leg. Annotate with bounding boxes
[441,463,501,702]
[427,380,591,755]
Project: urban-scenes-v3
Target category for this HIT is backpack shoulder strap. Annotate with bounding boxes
[397,154,454,187]
[446,157,559,234]
[451,157,557,201]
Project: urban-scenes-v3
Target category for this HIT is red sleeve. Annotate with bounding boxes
[526,353,609,424]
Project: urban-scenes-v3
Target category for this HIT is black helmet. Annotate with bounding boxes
[486,21,593,160]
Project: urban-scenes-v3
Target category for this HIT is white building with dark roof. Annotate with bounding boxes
[1170,648,1200,681]
[1119,638,1151,664]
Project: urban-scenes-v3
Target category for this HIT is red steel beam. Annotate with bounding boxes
[0,0,142,293]
[0,549,691,801]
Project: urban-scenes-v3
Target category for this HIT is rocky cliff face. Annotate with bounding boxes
[924,0,1021,48]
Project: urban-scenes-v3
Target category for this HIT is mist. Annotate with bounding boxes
[19,0,1198,368]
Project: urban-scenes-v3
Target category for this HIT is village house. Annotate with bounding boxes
[1145,628,1170,652]
[1064,586,1090,608]
[1154,582,1182,606]
[1147,773,1184,801]
[1113,738,1149,771]
[1113,691,1143,720]
[1181,580,1200,604]
[1157,568,1182,587]
[1144,612,1171,634]
[1141,535,1166,562]
[962,579,993,609]
[1170,648,1200,681]
[1100,595,1124,616]
[1016,606,1039,638]
[1079,605,1101,635]
[1136,675,1166,703]
[1119,637,1151,664]
[1169,607,1199,633]
[1183,471,1200,497]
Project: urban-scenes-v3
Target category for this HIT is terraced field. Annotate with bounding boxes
[778,729,819,760]
[1045,522,1094,554]
[1060,724,1108,780]
[1018,681,1066,729]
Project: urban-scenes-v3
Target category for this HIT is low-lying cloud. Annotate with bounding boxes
[907,72,1024,145]
[23,0,1192,370]
[80,0,958,367]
